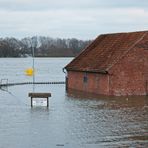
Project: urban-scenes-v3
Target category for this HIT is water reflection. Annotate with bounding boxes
[0,57,148,147]
[0,84,148,147]
[65,90,148,147]
[67,89,148,109]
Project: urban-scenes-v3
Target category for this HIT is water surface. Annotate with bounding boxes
[0,58,147,148]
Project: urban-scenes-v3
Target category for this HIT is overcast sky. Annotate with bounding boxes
[0,0,148,39]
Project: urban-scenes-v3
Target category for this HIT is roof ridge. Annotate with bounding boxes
[101,30,148,36]
[106,32,147,72]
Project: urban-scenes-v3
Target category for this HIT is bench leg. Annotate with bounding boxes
[31,97,33,107]
[47,97,49,107]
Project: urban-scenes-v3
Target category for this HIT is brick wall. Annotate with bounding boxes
[67,71,109,95]
[108,45,148,96]
[67,36,148,96]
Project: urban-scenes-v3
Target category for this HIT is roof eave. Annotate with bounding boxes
[65,68,108,74]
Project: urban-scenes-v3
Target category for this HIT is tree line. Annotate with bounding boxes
[0,36,91,57]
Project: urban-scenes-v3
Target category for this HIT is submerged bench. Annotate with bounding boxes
[28,92,51,107]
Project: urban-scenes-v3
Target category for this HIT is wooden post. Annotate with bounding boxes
[47,97,49,107]
[31,97,33,107]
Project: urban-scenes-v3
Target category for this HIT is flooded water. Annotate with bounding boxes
[0,58,148,148]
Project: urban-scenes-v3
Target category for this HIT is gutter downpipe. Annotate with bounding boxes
[63,68,68,91]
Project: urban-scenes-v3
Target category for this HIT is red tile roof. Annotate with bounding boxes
[65,31,148,73]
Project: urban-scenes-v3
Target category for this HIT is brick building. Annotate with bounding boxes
[64,31,148,96]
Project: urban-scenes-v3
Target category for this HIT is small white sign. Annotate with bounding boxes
[33,98,47,106]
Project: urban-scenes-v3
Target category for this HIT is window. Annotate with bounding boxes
[83,73,88,83]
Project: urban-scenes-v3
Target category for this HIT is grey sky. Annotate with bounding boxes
[0,0,148,39]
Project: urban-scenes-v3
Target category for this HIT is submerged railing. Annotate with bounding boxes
[0,81,65,88]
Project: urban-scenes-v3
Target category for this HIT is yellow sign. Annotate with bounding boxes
[25,68,34,76]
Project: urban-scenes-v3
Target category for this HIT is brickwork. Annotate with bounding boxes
[67,45,148,96]
[67,71,109,95]
[108,44,148,96]
[65,31,148,96]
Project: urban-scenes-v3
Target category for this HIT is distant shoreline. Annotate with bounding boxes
[0,37,91,58]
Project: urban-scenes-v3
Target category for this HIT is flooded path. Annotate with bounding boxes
[0,58,147,147]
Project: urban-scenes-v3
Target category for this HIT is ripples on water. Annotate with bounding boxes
[66,91,148,147]
[0,58,148,148]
